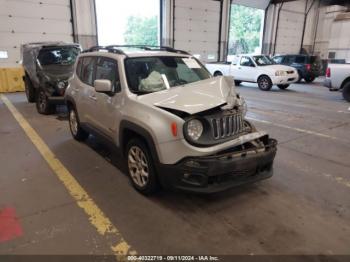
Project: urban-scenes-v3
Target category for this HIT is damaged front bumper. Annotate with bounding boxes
[157,137,277,193]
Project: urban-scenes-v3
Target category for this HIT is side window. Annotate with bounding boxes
[273,56,283,64]
[295,56,305,64]
[176,62,200,83]
[95,57,121,93]
[80,57,95,86]
[240,56,254,67]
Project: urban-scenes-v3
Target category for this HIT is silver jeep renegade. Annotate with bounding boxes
[65,45,277,195]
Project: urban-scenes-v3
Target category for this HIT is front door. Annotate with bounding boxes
[90,57,122,139]
[238,56,256,82]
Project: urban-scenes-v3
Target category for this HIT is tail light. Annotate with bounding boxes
[326,67,331,78]
[306,64,311,71]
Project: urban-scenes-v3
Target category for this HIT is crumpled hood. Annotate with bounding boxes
[137,77,235,115]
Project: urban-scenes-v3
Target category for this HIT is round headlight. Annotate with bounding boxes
[57,81,66,89]
[186,119,203,141]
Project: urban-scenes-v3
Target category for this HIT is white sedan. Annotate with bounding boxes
[206,55,299,91]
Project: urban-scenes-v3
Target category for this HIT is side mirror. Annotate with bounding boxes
[250,63,256,67]
[94,79,112,93]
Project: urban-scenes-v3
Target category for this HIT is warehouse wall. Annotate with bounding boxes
[263,0,350,61]
[0,0,97,68]
[0,0,73,68]
[173,0,221,62]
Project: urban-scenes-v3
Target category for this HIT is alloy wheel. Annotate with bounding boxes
[128,146,149,187]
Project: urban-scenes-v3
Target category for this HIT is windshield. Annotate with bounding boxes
[37,47,80,66]
[125,56,211,94]
[252,55,275,66]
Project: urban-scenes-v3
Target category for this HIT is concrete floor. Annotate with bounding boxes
[0,78,350,258]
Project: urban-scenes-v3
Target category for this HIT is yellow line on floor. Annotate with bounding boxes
[0,94,135,260]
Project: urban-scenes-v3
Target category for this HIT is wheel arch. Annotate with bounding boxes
[257,74,272,82]
[213,70,223,76]
[340,76,350,90]
[119,120,160,164]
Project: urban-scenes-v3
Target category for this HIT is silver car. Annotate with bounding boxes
[65,45,277,195]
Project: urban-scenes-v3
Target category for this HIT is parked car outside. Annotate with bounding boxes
[206,55,298,91]
[21,42,81,114]
[324,63,350,102]
[272,54,323,83]
[65,45,277,195]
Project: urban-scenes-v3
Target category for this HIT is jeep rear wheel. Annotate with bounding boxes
[258,76,272,91]
[126,139,159,195]
[36,88,55,115]
[24,75,36,103]
[342,81,350,102]
[68,107,89,141]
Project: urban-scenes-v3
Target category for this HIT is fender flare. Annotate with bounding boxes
[119,120,160,164]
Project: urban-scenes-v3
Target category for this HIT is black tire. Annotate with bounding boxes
[68,106,89,141]
[126,138,159,195]
[277,84,289,90]
[257,75,273,91]
[304,76,315,83]
[214,71,223,77]
[342,82,350,102]
[24,75,36,103]
[297,71,303,83]
[36,88,55,115]
[234,80,241,86]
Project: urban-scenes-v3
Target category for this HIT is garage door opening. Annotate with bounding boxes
[228,4,264,60]
[95,0,160,46]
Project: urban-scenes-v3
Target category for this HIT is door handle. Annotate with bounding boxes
[238,67,242,69]
[89,95,97,101]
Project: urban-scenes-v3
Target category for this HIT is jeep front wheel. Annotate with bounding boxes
[36,88,55,115]
[258,76,272,91]
[126,139,159,195]
[68,107,89,141]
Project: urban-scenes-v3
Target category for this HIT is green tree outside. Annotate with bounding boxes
[229,5,263,55]
[124,16,159,46]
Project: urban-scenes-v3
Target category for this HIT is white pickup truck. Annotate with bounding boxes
[206,55,298,91]
[324,64,350,102]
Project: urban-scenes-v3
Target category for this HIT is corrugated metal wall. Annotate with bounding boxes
[0,0,73,68]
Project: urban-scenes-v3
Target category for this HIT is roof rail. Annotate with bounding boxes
[82,46,126,55]
[83,45,191,56]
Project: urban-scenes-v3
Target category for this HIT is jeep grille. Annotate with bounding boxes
[211,114,245,140]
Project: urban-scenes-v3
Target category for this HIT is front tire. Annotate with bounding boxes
[277,84,289,90]
[342,82,350,102]
[68,107,89,141]
[126,139,159,195]
[36,88,55,115]
[258,76,273,91]
[24,75,36,103]
[234,80,241,86]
